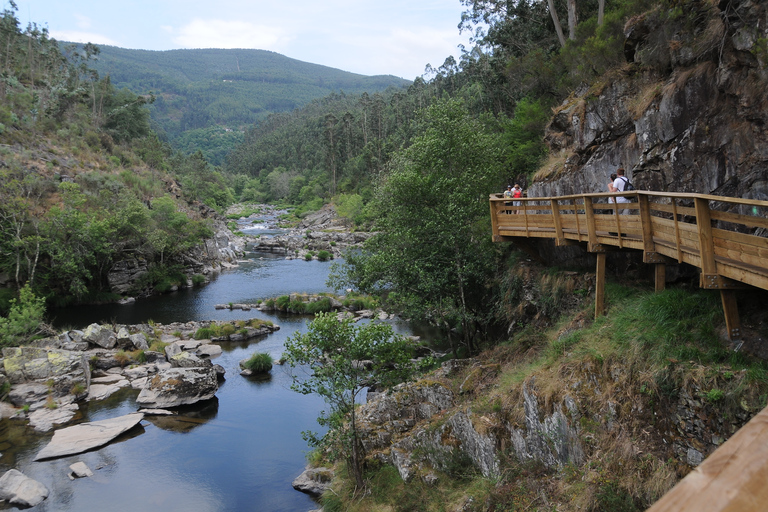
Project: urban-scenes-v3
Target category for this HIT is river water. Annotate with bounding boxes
[0,230,404,511]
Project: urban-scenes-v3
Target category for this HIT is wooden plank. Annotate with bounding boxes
[713,227,768,251]
[646,406,768,512]
[649,202,698,218]
[710,209,768,231]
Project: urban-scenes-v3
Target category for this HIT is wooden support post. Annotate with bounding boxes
[490,195,500,239]
[550,198,564,245]
[720,289,741,341]
[655,263,666,292]
[595,252,606,318]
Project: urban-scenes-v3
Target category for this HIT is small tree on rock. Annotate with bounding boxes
[283,311,414,490]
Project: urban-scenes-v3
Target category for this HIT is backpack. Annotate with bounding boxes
[620,177,635,200]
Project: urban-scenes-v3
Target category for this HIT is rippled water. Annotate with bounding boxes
[0,244,362,512]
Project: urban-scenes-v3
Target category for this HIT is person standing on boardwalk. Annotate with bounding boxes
[503,185,514,214]
[608,168,631,215]
[511,184,523,213]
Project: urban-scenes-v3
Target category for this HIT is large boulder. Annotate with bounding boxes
[292,466,334,496]
[169,351,211,369]
[2,347,90,401]
[136,367,219,408]
[82,324,117,349]
[0,469,48,507]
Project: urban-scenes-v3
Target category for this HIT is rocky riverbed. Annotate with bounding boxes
[230,203,373,260]
[0,318,278,507]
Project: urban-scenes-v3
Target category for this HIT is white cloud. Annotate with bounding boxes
[172,19,288,49]
[49,30,120,46]
[74,14,91,30]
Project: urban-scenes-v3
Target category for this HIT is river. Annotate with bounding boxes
[0,229,409,511]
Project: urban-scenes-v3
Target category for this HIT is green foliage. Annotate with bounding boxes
[194,327,215,340]
[242,352,273,373]
[0,285,47,347]
[283,312,415,488]
[502,97,550,177]
[334,193,366,226]
[331,99,506,355]
[316,250,332,262]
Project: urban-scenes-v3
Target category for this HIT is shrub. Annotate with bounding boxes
[191,274,207,286]
[194,327,215,340]
[305,297,333,314]
[242,352,273,373]
[304,253,313,261]
[0,285,46,347]
[317,250,332,261]
[276,295,292,310]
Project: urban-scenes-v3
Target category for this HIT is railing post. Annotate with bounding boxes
[550,198,564,244]
[695,197,717,279]
[490,195,500,239]
[584,196,598,250]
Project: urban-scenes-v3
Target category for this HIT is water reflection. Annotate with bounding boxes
[1,249,338,512]
[145,398,219,433]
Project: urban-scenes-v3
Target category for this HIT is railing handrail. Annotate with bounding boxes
[491,190,768,209]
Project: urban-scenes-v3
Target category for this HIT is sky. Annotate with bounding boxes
[10,0,474,80]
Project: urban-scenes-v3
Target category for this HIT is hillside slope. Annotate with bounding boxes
[82,45,411,163]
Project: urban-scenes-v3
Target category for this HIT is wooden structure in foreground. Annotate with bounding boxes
[490,190,768,341]
[644,405,768,512]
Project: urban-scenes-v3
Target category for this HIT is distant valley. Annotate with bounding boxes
[78,45,411,164]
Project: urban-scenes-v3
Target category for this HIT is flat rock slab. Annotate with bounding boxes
[34,412,144,461]
[28,402,79,432]
[86,381,129,401]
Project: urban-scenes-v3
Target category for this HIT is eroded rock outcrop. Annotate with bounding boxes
[531,0,768,204]
[357,368,584,483]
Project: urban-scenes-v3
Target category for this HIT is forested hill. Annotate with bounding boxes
[79,45,410,164]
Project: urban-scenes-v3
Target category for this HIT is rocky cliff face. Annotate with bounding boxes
[531,0,768,206]
[107,218,245,296]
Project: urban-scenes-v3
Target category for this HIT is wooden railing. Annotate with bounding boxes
[490,190,768,339]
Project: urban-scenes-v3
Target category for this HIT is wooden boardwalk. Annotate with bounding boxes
[491,190,768,512]
[491,190,768,340]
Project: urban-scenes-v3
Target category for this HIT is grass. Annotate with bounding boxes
[242,352,273,373]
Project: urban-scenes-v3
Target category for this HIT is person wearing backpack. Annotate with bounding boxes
[608,167,633,215]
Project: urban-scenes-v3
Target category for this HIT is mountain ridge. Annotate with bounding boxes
[73,44,411,163]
